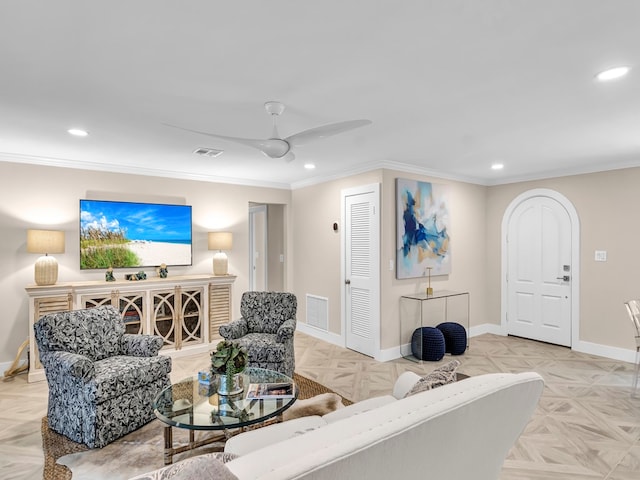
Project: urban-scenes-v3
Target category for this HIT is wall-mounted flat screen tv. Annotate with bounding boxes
[80,199,193,270]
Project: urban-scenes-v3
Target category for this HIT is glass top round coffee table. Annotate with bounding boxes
[154,367,297,464]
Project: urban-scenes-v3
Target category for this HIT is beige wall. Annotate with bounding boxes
[486,167,640,352]
[0,161,291,365]
[291,170,383,336]
[380,170,488,350]
[292,168,487,352]
[4,158,638,365]
[294,165,640,357]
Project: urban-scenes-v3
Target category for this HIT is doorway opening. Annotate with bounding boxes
[249,203,286,292]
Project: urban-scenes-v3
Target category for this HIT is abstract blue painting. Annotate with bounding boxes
[396,178,451,279]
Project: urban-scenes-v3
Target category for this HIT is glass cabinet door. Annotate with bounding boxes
[118,293,145,335]
[81,293,112,309]
[81,291,145,335]
[152,289,177,348]
[151,287,204,349]
[180,287,203,347]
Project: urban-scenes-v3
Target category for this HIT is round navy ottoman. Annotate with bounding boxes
[436,322,467,355]
[411,327,445,361]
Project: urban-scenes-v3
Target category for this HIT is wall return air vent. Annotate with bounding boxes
[306,294,328,332]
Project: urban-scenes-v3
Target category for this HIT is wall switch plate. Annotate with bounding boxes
[389,259,394,271]
[594,250,607,262]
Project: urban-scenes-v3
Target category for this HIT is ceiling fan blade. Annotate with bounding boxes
[163,123,271,152]
[283,151,296,163]
[286,119,372,147]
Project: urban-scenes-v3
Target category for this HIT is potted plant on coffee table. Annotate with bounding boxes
[211,340,248,395]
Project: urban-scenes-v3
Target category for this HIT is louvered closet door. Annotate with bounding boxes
[345,189,379,357]
[209,283,231,340]
[33,294,73,371]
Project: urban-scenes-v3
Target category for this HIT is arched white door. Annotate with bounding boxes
[502,189,580,347]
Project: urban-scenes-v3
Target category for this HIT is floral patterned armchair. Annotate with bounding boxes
[34,305,172,448]
[219,292,297,377]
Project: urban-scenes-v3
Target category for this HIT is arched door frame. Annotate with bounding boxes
[501,188,581,347]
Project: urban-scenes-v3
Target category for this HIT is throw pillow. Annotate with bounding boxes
[404,359,461,398]
[130,453,239,480]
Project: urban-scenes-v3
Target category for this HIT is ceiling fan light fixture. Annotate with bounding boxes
[261,139,290,158]
[595,66,630,82]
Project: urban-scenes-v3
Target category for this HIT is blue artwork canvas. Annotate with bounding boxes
[396,178,451,279]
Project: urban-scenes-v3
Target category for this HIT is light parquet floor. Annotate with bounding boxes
[1,332,639,479]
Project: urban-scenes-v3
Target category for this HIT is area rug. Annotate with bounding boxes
[42,373,352,480]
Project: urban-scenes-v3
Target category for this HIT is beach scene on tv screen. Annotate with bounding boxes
[80,200,192,269]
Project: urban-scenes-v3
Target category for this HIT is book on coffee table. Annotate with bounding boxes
[245,382,295,400]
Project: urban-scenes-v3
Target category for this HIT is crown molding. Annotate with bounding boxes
[0,152,292,190]
[5,151,640,192]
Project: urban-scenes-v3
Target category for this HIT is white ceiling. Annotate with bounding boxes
[1,1,639,189]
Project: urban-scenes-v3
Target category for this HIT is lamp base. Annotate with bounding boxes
[34,255,58,286]
[213,252,228,276]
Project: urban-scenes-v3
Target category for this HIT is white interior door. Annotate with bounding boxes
[507,195,572,346]
[343,184,380,358]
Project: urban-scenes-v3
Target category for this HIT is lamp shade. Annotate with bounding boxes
[27,229,65,254]
[26,229,65,286]
[208,232,233,251]
[208,232,232,276]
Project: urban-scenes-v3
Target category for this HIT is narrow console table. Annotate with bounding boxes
[26,274,236,383]
[400,290,470,362]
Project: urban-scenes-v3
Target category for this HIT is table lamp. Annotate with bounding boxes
[208,232,233,276]
[425,267,433,296]
[27,229,65,285]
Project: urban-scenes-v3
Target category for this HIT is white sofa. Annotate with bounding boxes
[131,371,544,480]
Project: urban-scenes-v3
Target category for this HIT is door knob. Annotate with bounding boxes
[556,275,570,281]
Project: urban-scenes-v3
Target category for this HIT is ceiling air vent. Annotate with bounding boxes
[193,147,224,158]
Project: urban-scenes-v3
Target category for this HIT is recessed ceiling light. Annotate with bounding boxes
[67,128,88,137]
[595,66,630,82]
[304,163,316,170]
[491,163,504,170]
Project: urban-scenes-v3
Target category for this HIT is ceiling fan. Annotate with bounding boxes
[166,101,372,163]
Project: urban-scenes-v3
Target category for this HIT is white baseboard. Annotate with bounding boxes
[476,325,638,363]
[166,343,213,359]
[0,361,12,376]
[377,346,403,362]
[469,323,505,337]
[298,322,508,362]
[1,356,29,379]
[468,324,637,363]
[573,339,637,363]
[297,322,638,365]
[296,322,345,348]
[394,325,495,360]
